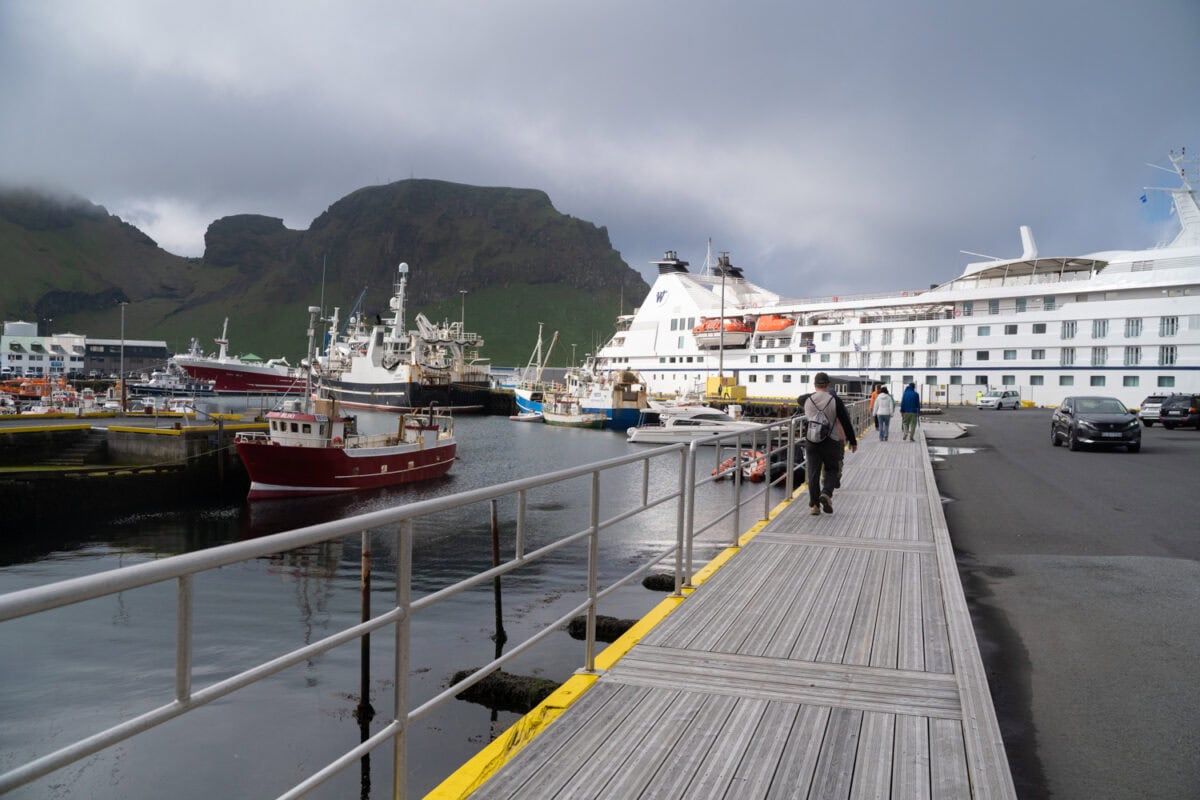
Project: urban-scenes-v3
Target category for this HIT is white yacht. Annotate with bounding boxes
[596,151,1200,409]
[626,405,761,444]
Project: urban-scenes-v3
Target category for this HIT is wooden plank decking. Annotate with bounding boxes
[466,431,1016,799]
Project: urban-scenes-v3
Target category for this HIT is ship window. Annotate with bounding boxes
[750,355,758,363]
[1061,347,1076,366]
[819,354,830,363]
[976,351,990,361]
[879,374,891,383]
[766,355,775,363]
[1015,298,1027,313]
[302,424,312,434]
[1005,325,1017,335]
[783,375,792,383]
[291,422,299,432]
[1160,316,1179,336]
[951,325,963,343]
[1033,323,1046,334]
[1123,376,1139,387]
[319,424,326,435]
[881,330,893,345]
[977,326,990,336]
[659,357,665,363]
[802,354,811,363]
[1031,349,1046,360]
[988,300,999,315]
[748,375,757,382]
[1159,345,1177,365]
[927,327,939,344]
[1061,321,1077,339]
[800,374,810,384]
[1124,318,1142,337]
[1002,375,1016,386]
[950,375,962,385]
[1060,376,1074,386]
[961,301,973,317]
[1158,376,1175,388]
[821,332,832,341]
[975,375,988,385]
[1003,350,1016,360]
[1030,375,1044,385]
[902,375,914,385]
[688,318,695,328]
[925,375,937,386]
[951,350,963,367]
[1091,347,1108,366]
[1044,296,1056,310]
[686,357,694,363]
[1092,319,1108,338]
[765,375,774,383]
[670,319,677,331]
[1124,346,1141,366]
[677,336,684,348]
[784,354,793,363]
[1090,376,1106,387]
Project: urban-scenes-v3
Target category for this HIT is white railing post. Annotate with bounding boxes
[684,442,699,588]
[392,520,413,800]
[732,432,743,546]
[175,574,192,702]
[516,489,526,560]
[584,471,601,673]
[786,417,797,496]
[674,447,686,595]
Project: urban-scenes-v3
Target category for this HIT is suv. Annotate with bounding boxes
[1159,394,1200,430]
[978,389,1021,410]
[1138,394,1169,426]
[1051,396,1141,452]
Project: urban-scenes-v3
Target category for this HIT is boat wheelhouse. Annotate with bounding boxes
[596,151,1200,409]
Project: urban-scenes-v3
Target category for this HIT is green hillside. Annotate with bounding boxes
[0,182,650,365]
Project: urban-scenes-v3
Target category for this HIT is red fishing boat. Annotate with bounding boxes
[233,307,456,499]
[234,401,456,499]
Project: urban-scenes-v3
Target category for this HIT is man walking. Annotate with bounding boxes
[901,382,921,440]
[798,372,858,516]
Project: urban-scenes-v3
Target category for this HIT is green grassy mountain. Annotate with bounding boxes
[0,181,650,367]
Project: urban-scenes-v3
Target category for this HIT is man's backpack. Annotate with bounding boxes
[804,394,835,444]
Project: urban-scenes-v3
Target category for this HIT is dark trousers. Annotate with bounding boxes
[804,438,843,506]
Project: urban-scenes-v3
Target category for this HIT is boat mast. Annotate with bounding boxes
[303,305,321,414]
[718,251,728,381]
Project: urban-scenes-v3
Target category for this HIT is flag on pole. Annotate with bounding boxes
[806,341,816,354]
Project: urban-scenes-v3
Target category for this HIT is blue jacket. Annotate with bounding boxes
[900,384,920,413]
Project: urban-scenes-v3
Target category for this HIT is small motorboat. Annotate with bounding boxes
[509,412,544,422]
[627,406,760,444]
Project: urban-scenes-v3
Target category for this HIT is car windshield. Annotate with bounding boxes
[1163,396,1194,409]
[983,392,1003,398]
[1076,398,1127,414]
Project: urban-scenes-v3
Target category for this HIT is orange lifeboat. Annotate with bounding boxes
[691,317,754,349]
[754,314,795,334]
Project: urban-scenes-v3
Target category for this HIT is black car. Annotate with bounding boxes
[1159,394,1200,430]
[1050,396,1141,452]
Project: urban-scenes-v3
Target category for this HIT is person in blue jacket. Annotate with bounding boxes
[900,383,921,440]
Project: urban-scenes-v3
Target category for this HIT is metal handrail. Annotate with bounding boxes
[0,411,840,797]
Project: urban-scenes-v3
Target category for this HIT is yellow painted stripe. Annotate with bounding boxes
[425,479,808,799]
[0,424,93,434]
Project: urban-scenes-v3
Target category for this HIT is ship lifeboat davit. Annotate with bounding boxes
[754,314,795,334]
[692,317,753,349]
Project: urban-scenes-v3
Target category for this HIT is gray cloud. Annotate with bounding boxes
[2,0,1197,300]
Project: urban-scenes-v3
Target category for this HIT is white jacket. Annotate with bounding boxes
[874,393,895,416]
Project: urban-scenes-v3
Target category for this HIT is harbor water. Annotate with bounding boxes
[0,408,784,798]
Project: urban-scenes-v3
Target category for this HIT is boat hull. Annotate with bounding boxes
[174,361,304,394]
[236,439,456,499]
[319,378,491,412]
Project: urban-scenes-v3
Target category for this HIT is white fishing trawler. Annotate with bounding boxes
[316,262,492,412]
[595,151,1200,409]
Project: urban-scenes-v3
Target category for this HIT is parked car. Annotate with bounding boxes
[1159,394,1200,430]
[978,389,1021,410]
[1050,396,1141,452]
[1138,394,1170,426]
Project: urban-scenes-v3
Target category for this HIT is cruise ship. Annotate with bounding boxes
[595,152,1200,409]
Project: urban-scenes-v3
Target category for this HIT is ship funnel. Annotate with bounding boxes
[1019,225,1038,260]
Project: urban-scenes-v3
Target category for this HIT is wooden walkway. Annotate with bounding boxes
[464,431,1016,799]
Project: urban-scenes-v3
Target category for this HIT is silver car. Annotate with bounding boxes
[1138,394,1169,427]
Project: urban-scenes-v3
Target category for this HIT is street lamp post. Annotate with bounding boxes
[459,290,467,330]
[119,302,128,412]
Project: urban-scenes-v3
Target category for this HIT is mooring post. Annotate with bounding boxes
[355,530,375,725]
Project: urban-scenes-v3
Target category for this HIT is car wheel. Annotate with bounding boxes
[1068,428,1080,451]
[1127,442,1141,453]
[1051,427,1061,447]
[1142,420,1153,427]
[1163,422,1177,430]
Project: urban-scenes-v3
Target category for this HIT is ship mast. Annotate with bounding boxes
[303,306,321,414]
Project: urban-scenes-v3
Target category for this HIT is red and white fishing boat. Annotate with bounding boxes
[233,308,456,499]
[172,318,307,395]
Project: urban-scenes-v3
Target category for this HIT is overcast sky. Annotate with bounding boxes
[2,1,1198,300]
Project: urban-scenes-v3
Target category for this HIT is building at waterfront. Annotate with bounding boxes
[1,320,167,378]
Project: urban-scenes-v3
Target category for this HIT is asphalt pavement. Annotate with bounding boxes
[929,406,1200,799]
